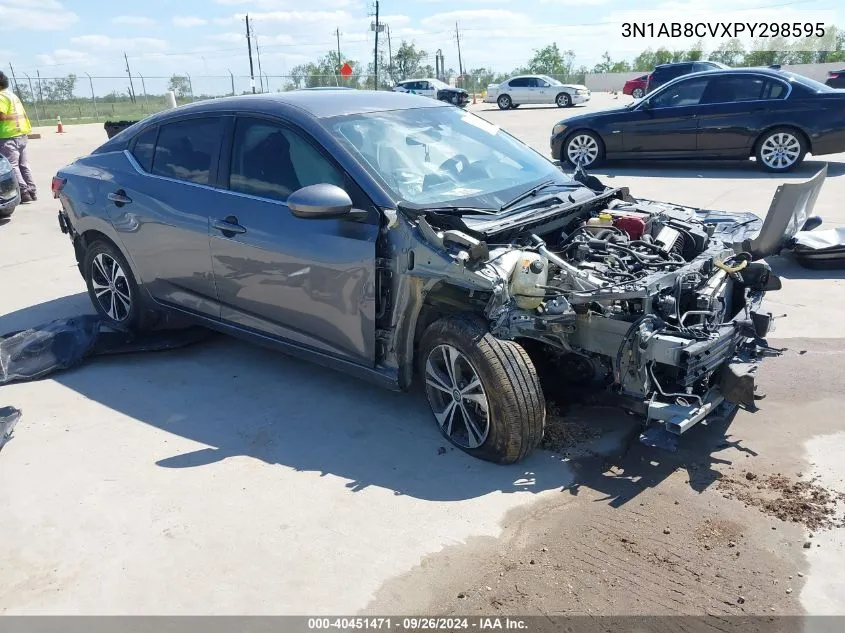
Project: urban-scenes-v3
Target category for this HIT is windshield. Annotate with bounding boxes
[542,75,563,86]
[429,79,450,90]
[326,106,573,208]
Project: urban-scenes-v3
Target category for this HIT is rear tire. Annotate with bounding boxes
[632,87,644,99]
[497,94,513,110]
[82,239,146,332]
[419,314,545,464]
[755,127,807,172]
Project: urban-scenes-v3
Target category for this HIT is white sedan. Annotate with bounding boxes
[484,75,590,110]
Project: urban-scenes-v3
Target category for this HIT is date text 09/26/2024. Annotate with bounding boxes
[307,617,528,630]
[622,22,826,38]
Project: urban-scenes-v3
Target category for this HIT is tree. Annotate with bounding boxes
[709,39,746,66]
[51,74,77,101]
[168,75,190,98]
[526,43,575,79]
[592,52,631,73]
[391,41,427,81]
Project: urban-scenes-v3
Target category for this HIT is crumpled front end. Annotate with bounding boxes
[388,168,827,440]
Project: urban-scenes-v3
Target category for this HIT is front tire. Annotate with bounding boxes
[419,314,545,464]
[82,239,145,331]
[755,127,807,172]
[556,92,572,107]
[497,94,512,110]
[563,130,604,168]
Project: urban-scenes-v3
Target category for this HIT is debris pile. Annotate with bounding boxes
[718,471,845,530]
[540,403,602,453]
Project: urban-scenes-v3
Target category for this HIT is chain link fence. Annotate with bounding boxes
[8,71,590,127]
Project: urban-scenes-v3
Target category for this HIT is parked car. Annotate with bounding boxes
[825,68,845,88]
[0,154,20,218]
[645,61,729,94]
[551,68,845,172]
[392,78,469,107]
[484,75,590,110]
[623,75,648,99]
[54,90,807,463]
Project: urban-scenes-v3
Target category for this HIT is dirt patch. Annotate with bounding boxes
[540,403,603,454]
[717,471,845,530]
[695,518,745,550]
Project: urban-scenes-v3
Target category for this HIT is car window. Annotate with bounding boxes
[151,117,220,185]
[131,126,157,172]
[229,118,344,203]
[700,75,766,104]
[419,81,430,90]
[763,79,789,100]
[536,78,550,87]
[650,77,709,108]
[509,78,528,88]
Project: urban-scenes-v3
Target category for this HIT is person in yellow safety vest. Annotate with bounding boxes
[0,71,37,203]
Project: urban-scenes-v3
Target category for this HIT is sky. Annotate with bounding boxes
[0,0,842,95]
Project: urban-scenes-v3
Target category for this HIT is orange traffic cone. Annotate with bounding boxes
[56,116,64,134]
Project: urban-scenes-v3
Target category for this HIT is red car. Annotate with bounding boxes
[622,74,647,98]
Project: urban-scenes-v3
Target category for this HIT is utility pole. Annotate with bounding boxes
[254,34,265,92]
[386,25,393,83]
[124,52,137,103]
[85,72,99,119]
[372,0,380,90]
[335,27,342,86]
[246,14,256,93]
[228,69,235,96]
[455,22,464,87]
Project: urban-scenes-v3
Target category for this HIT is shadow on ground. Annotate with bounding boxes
[2,294,753,505]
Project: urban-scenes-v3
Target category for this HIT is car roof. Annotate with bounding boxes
[654,60,725,69]
[139,89,449,122]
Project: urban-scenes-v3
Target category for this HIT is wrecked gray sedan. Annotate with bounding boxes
[54,90,825,463]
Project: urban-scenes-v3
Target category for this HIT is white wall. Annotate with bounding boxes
[585,62,841,92]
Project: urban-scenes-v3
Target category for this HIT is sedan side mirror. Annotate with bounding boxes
[287,184,357,219]
[640,99,652,110]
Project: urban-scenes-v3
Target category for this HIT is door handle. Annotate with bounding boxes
[212,216,247,235]
[108,190,132,206]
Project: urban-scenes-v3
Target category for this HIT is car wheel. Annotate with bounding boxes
[632,87,644,99]
[419,314,545,464]
[82,239,145,331]
[0,206,15,218]
[497,94,512,110]
[564,131,604,168]
[556,92,572,108]
[451,93,460,105]
[756,127,807,172]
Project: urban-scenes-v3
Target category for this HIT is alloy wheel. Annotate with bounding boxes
[557,93,571,107]
[424,344,491,449]
[760,132,801,170]
[632,88,644,99]
[566,134,599,166]
[91,252,132,322]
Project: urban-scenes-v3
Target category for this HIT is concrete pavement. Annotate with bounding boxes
[1,97,844,614]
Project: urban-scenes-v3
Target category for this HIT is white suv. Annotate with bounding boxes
[484,75,590,110]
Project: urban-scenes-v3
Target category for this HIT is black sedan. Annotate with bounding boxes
[0,154,20,217]
[551,68,845,172]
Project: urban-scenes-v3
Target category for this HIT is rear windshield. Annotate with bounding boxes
[779,71,836,93]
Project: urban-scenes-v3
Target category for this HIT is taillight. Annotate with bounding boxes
[51,176,66,198]
[829,72,840,79]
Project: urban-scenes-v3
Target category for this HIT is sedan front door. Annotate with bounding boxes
[209,116,379,365]
[620,76,709,156]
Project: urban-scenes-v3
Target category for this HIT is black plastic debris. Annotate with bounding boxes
[0,406,21,453]
[789,228,845,270]
[104,120,140,139]
[0,315,213,385]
